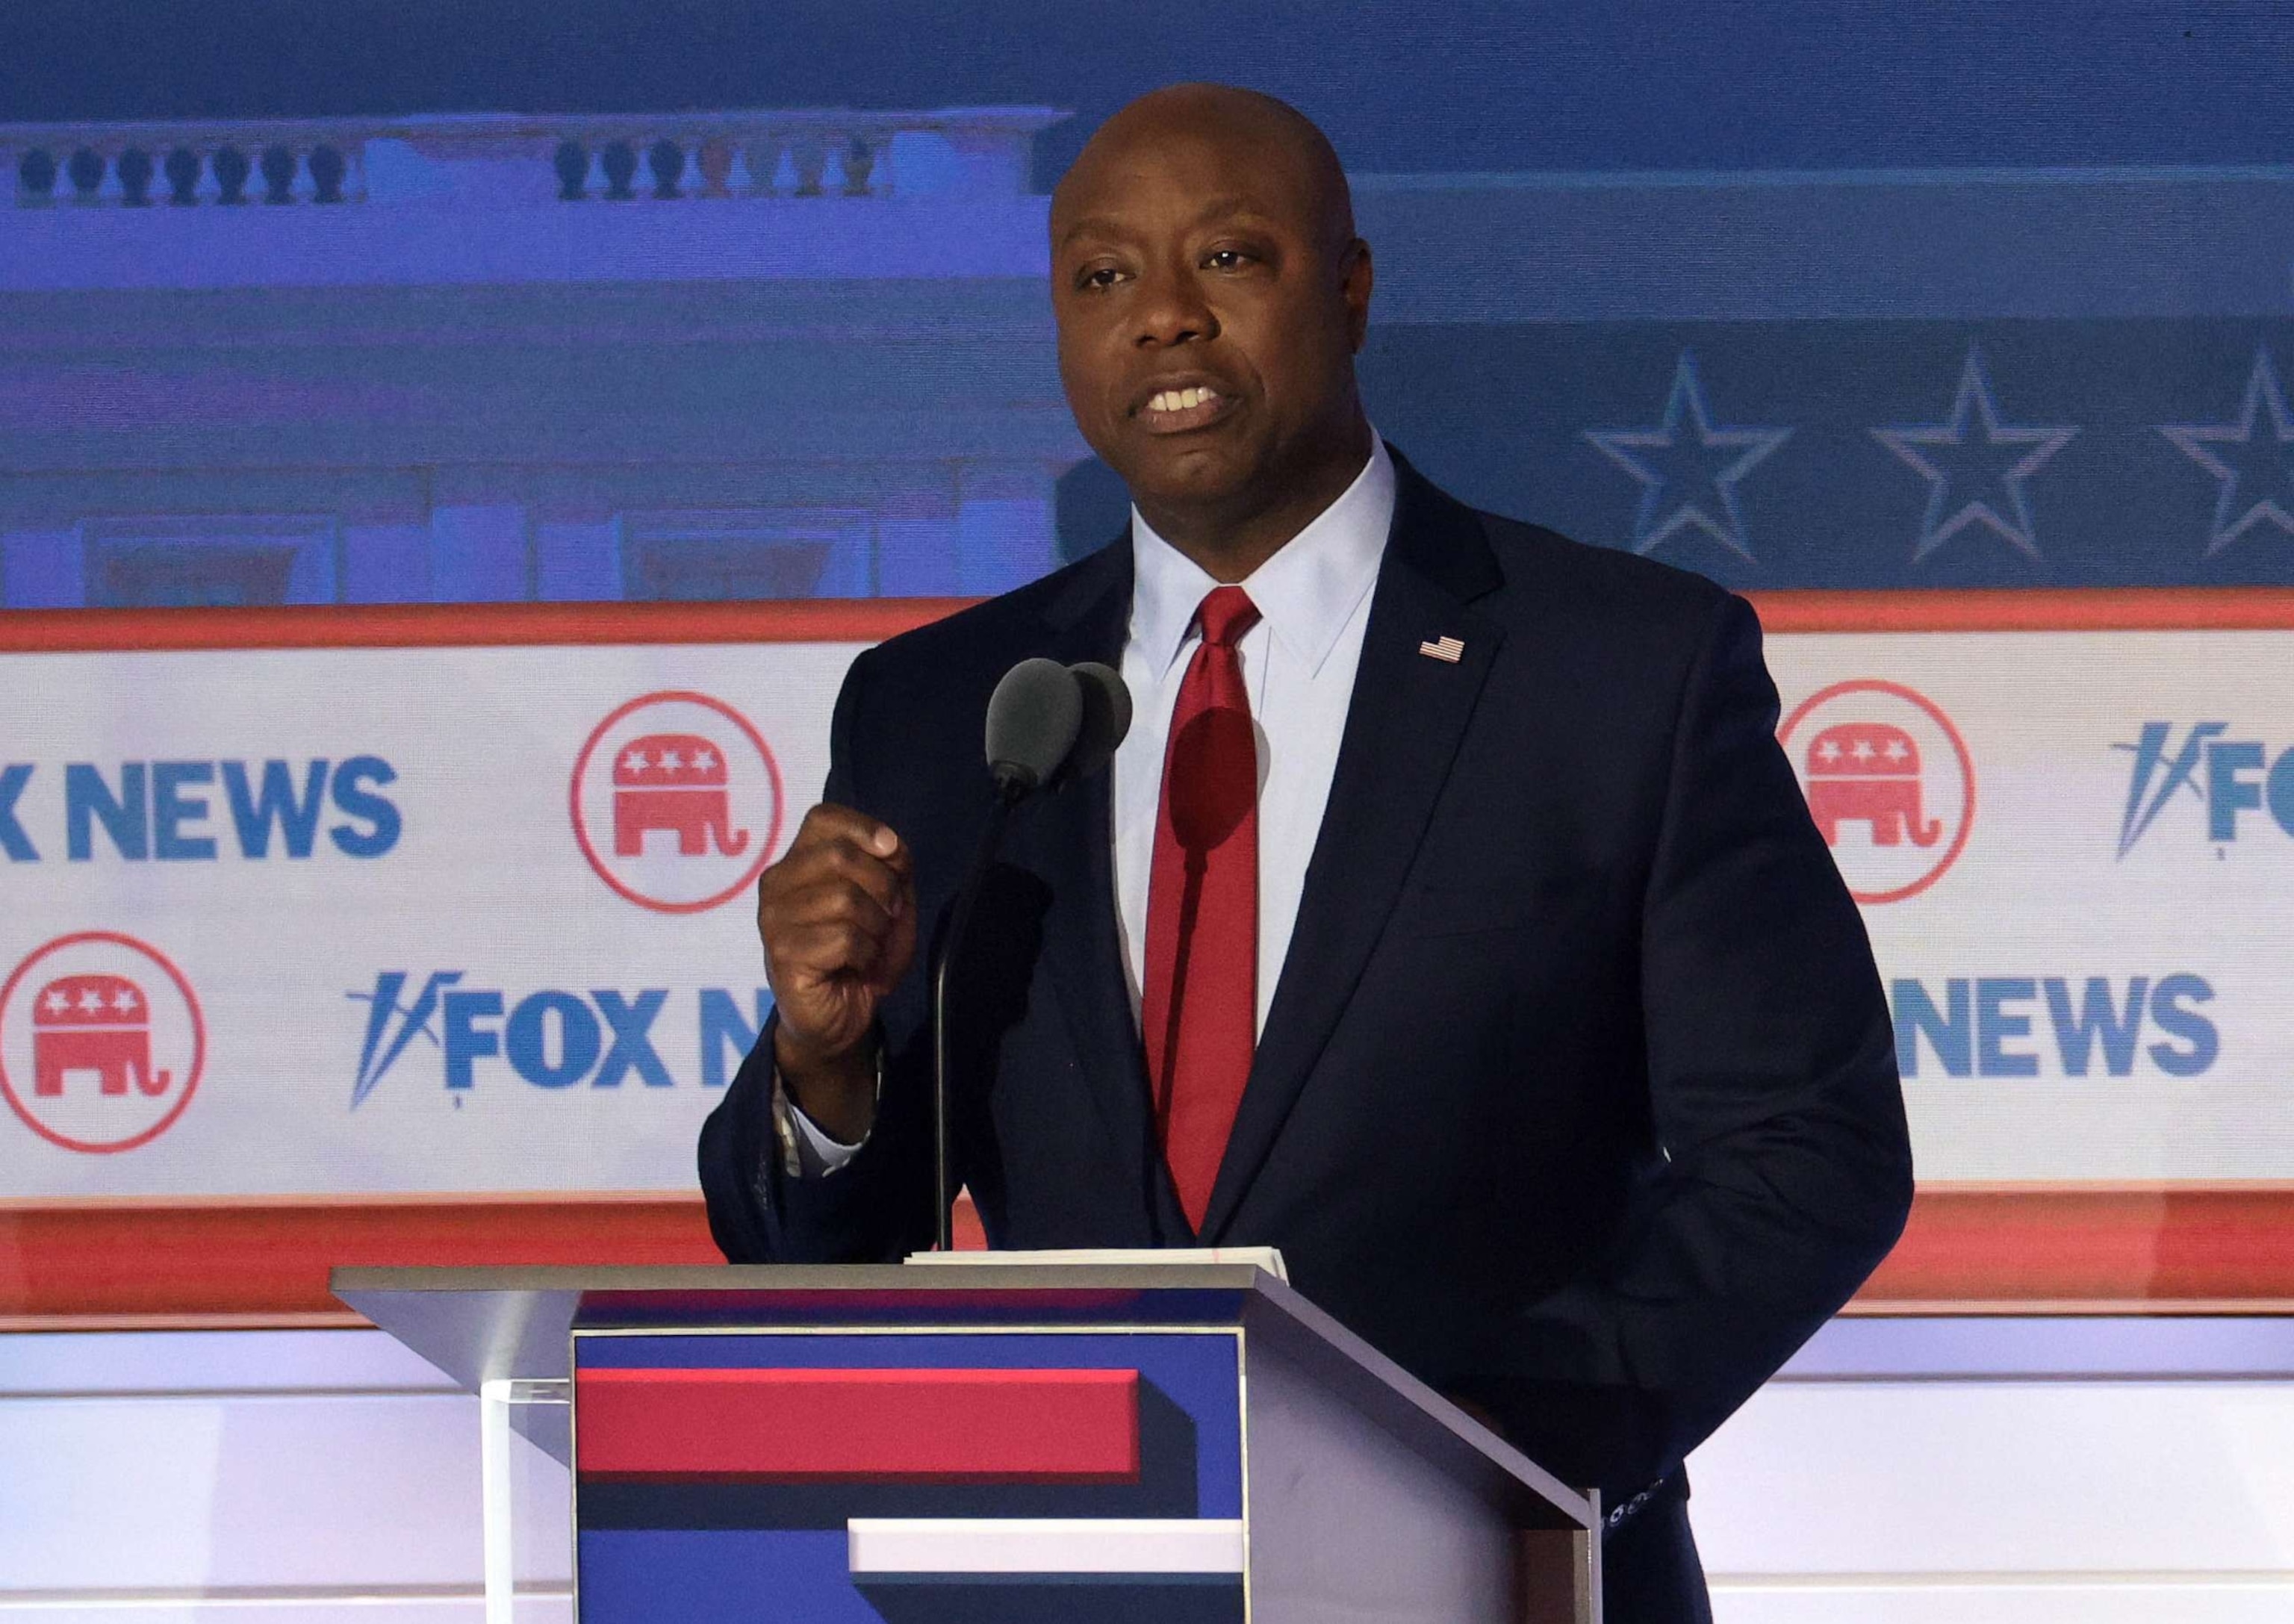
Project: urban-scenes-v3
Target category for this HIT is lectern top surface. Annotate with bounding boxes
[335,1262,1275,1294]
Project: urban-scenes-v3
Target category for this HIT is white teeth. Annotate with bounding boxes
[1148,387,1220,415]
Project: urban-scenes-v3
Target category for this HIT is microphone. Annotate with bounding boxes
[1063,662,1134,785]
[930,658,1133,1249]
[984,657,1085,797]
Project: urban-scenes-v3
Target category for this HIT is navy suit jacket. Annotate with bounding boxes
[700,450,1912,1610]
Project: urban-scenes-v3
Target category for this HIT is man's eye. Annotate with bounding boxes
[1078,267,1125,290]
[1203,250,1249,271]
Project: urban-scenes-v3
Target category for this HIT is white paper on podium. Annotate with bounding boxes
[903,1246,1289,1284]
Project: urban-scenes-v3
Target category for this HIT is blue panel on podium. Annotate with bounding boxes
[572,1331,1243,1624]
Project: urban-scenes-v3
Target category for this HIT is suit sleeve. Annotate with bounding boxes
[697,646,939,1264]
[1470,593,1914,1496]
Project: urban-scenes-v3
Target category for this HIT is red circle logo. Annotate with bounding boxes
[570,691,785,913]
[0,931,206,1154]
[1779,679,1976,905]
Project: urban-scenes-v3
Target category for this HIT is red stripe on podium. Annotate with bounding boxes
[575,1367,1143,1482]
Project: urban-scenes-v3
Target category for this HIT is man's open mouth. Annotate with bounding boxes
[1135,383,1238,435]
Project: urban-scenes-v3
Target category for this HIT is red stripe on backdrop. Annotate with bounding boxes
[1747,587,2294,632]
[1859,1184,2294,1312]
[4,1188,2294,1325]
[2,588,2293,653]
[0,598,975,653]
[0,1195,718,1324]
[0,1193,985,1325]
[575,1366,1141,1482]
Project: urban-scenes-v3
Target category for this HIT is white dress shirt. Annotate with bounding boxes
[1114,435,1394,1032]
[786,435,1395,1169]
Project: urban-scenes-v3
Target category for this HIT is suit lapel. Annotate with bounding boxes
[1013,542,1185,1232]
[1198,455,1506,1241]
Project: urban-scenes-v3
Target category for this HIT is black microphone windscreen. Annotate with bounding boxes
[984,657,1084,793]
[1063,662,1134,784]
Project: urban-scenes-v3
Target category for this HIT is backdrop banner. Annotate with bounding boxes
[1,604,2290,1231]
[0,633,856,1195]
[1775,629,2293,1180]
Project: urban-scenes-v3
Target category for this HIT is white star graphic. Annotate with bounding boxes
[692,750,715,772]
[661,750,683,772]
[1872,348,2079,564]
[78,988,105,1012]
[1585,352,1793,564]
[113,988,140,1013]
[621,749,649,774]
[1850,738,1875,762]
[2160,347,2294,558]
[1883,738,1909,762]
[1817,738,1843,763]
[42,989,68,1015]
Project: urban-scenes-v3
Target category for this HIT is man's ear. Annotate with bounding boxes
[1340,238,1374,353]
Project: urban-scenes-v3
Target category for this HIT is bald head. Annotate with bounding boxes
[1048,84,1376,579]
[1054,84,1358,261]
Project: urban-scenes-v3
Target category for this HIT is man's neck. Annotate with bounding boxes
[1137,415,1376,583]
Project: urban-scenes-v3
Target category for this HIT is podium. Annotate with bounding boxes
[335,1263,1602,1623]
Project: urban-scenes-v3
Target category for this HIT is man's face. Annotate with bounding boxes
[1051,128,1369,526]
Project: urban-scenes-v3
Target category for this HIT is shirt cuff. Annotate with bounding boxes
[768,1045,877,1179]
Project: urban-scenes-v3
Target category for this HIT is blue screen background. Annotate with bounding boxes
[3,0,2288,605]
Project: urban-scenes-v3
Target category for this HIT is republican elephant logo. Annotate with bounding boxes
[572,691,784,914]
[1779,680,1975,906]
[1,931,205,1154]
[1803,722,1943,848]
[612,732,751,858]
[34,972,172,1098]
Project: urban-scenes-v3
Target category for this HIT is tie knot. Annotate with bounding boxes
[1196,585,1261,650]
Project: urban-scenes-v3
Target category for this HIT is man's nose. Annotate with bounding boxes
[1132,265,1217,348]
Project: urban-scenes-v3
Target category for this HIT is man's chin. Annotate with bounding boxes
[1116,442,1263,520]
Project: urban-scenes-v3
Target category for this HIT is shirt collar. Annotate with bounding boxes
[1128,434,1395,683]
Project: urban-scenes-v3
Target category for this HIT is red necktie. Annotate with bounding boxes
[1142,585,1262,1231]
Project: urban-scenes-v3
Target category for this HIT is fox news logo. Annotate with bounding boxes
[2115,724,2294,855]
[0,757,400,864]
[347,971,769,1104]
[1891,974,2217,1079]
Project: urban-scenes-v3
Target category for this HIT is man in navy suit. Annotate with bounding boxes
[701,83,1912,1622]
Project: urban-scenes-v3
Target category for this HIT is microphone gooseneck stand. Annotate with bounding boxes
[927,656,1126,1252]
[927,770,1028,1253]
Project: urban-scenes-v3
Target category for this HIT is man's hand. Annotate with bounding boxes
[756,804,917,1142]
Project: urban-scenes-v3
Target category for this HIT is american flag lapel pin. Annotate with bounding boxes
[1417,634,1465,663]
